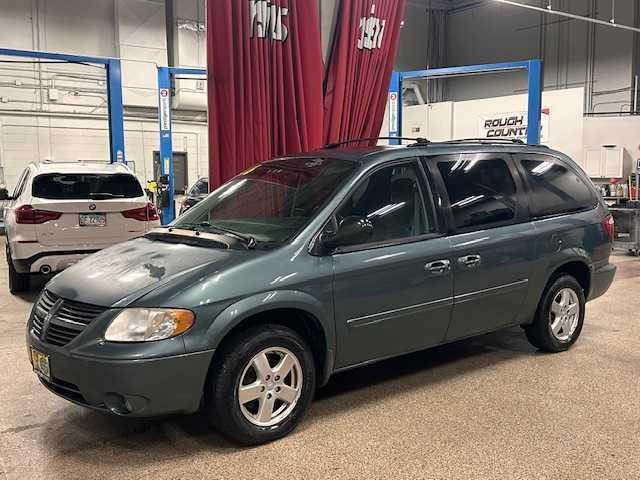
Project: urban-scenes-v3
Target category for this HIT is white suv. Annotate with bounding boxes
[4,162,160,293]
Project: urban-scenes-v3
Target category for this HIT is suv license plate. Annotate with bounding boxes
[30,347,51,380]
[79,213,106,227]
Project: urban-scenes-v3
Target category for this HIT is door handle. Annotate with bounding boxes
[458,254,481,268]
[425,259,451,274]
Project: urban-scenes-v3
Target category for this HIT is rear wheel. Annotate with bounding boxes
[7,249,29,294]
[206,324,316,445]
[525,275,585,352]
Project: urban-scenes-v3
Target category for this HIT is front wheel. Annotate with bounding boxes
[206,324,316,445]
[525,275,585,352]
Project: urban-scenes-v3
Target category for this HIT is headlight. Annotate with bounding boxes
[104,308,195,342]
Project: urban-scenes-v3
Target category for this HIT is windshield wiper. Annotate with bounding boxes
[174,222,257,249]
[89,192,125,199]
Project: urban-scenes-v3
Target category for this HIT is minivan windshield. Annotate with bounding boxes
[173,158,356,246]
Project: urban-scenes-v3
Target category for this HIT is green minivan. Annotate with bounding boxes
[27,140,616,445]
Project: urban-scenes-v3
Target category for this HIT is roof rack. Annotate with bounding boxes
[434,138,526,145]
[325,137,430,149]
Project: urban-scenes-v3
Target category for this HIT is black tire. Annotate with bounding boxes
[525,275,585,352]
[206,324,316,446]
[7,249,29,294]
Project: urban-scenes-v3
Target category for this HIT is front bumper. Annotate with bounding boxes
[588,262,617,301]
[28,333,214,417]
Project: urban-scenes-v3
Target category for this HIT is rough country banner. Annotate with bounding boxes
[478,110,549,142]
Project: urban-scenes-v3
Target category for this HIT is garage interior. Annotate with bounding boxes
[0,0,639,478]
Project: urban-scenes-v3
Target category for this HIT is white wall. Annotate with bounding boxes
[385,87,640,180]
[0,0,208,191]
[382,87,584,158]
[0,112,208,189]
[449,88,584,164]
[116,0,168,108]
[583,116,640,178]
[0,0,168,112]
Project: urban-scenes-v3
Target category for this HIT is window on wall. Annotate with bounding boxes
[437,157,519,230]
[336,162,434,244]
[519,157,596,217]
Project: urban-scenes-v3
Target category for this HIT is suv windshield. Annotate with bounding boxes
[173,158,356,245]
[33,173,143,199]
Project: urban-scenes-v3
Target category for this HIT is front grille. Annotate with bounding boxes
[39,376,89,405]
[31,290,107,347]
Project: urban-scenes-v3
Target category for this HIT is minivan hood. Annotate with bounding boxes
[46,235,256,307]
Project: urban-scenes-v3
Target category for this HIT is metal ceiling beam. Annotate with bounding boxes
[492,0,640,34]
[406,0,453,9]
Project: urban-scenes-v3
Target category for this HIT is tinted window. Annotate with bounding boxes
[174,158,356,245]
[520,158,595,217]
[438,157,518,230]
[336,162,434,244]
[189,178,209,196]
[32,173,143,199]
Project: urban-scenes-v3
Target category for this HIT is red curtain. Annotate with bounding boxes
[207,0,324,188]
[323,0,406,146]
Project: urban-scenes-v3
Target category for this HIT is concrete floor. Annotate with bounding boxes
[0,250,639,480]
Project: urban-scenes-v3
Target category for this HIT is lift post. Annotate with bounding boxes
[388,59,543,145]
[156,66,206,224]
[0,48,126,164]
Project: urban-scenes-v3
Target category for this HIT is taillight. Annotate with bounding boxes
[15,205,62,224]
[122,202,160,222]
[602,214,614,242]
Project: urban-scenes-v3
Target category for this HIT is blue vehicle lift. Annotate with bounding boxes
[388,60,543,145]
[0,48,126,164]
[157,66,207,223]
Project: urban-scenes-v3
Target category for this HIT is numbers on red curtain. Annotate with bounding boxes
[357,5,386,51]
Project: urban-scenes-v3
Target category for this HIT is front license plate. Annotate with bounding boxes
[30,347,50,379]
[79,213,106,227]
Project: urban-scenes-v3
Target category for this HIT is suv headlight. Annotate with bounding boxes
[105,308,195,342]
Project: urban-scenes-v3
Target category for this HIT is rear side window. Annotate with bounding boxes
[519,157,595,217]
[437,157,519,230]
[32,173,143,199]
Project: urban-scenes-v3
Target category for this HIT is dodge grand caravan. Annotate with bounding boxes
[26,140,616,445]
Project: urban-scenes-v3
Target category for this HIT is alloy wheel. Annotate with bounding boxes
[237,347,303,427]
[549,287,580,342]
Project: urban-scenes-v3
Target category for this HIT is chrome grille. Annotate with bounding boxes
[31,290,106,347]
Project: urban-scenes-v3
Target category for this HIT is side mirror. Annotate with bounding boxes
[0,188,10,201]
[321,216,374,250]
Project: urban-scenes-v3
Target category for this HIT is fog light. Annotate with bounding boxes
[103,393,131,415]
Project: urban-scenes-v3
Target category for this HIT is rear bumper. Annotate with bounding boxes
[588,262,616,301]
[13,250,100,273]
[28,332,214,417]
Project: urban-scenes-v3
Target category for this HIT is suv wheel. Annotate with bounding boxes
[525,275,585,352]
[206,324,316,445]
[7,248,29,294]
